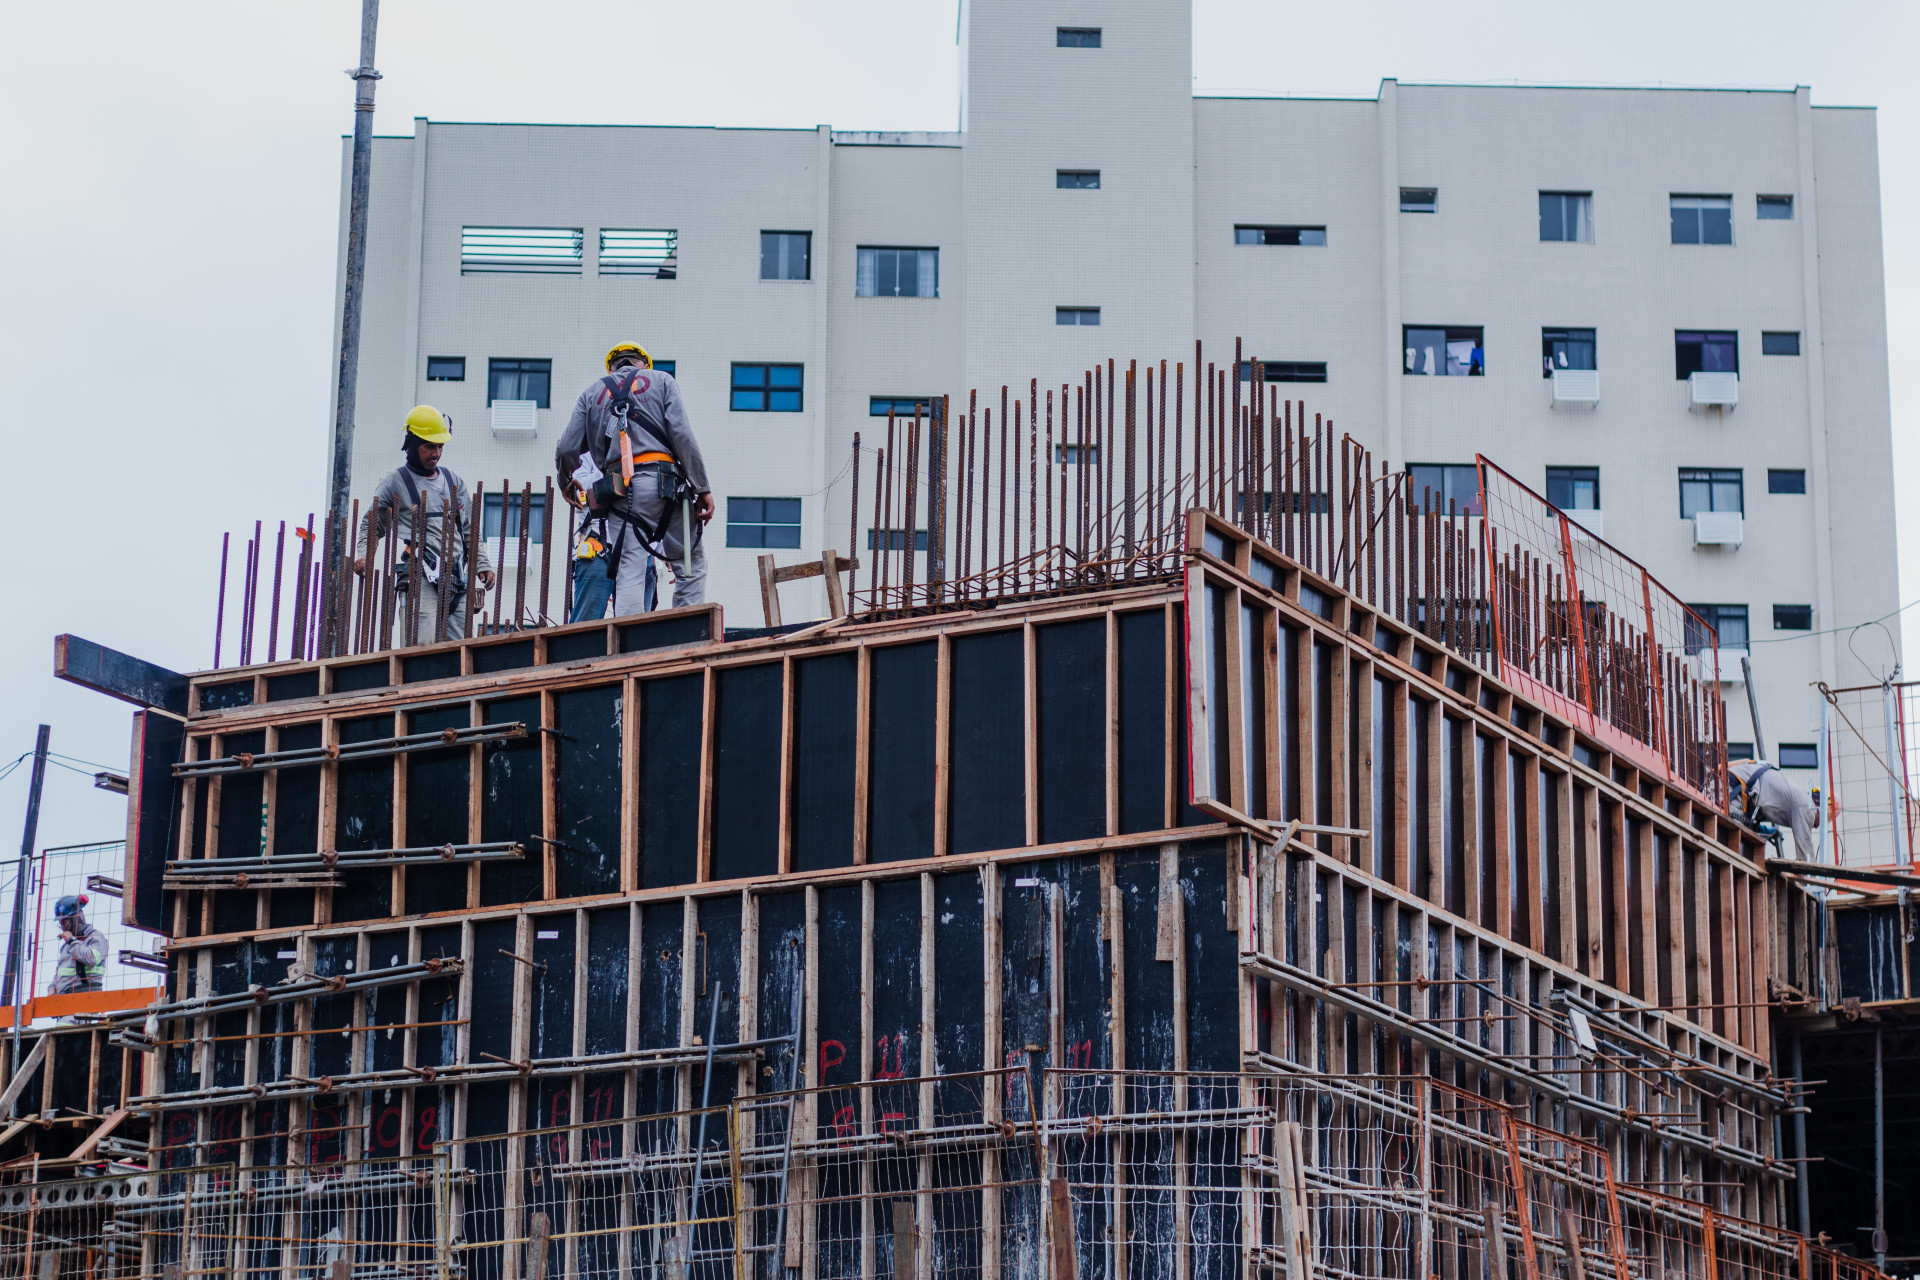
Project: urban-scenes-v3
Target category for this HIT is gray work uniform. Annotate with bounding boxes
[357,465,493,642]
[1730,759,1820,858]
[54,920,108,995]
[555,367,712,614]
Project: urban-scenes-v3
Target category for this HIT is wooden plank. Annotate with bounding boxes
[852,644,872,865]
[772,555,862,586]
[821,550,847,618]
[54,633,190,715]
[68,1107,131,1162]
[758,555,783,628]
[933,635,952,858]
[0,1037,49,1114]
[1156,843,1181,962]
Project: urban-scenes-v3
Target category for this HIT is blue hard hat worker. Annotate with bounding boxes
[53,894,108,995]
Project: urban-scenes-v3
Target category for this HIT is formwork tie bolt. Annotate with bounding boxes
[236,753,255,769]
[438,844,457,860]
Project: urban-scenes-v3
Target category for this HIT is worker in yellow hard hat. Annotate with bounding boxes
[556,344,713,614]
[353,405,496,643]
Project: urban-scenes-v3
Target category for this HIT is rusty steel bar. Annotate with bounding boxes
[851,431,864,605]
[213,531,231,668]
[537,476,555,625]
[267,521,287,663]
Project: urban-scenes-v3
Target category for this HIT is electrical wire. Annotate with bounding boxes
[1750,595,1920,644]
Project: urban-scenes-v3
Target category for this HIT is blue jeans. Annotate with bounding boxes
[570,551,655,621]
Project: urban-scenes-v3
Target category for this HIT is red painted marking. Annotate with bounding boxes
[820,1039,846,1074]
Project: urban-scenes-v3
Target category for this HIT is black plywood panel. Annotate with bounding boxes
[402,650,461,683]
[712,664,782,881]
[126,708,184,933]
[636,901,683,1116]
[269,723,321,928]
[1181,843,1237,1073]
[418,923,464,1070]
[757,890,807,1089]
[620,612,713,653]
[366,929,410,1076]
[309,936,357,1078]
[1037,619,1106,844]
[816,884,862,1091]
[265,669,320,702]
[696,896,743,1107]
[871,878,922,1081]
[547,628,608,663]
[949,632,1024,856]
[791,653,856,872]
[1117,610,1167,835]
[1117,849,1175,1071]
[470,919,518,1061]
[640,674,702,888]
[198,679,253,710]
[1000,867,1050,1072]
[555,685,622,898]
[331,660,390,693]
[472,639,536,673]
[529,913,577,1059]
[480,695,543,906]
[1171,605,1207,828]
[869,642,937,862]
[333,714,394,921]
[405,704,471,915]
[933,871,984,1081]
[585,906,631,1055]
[212,729,266,934]
[1059,857,1108,1071]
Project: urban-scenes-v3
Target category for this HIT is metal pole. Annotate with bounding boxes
[323,0,382,658]
[1792,1035,1811,1237]
[1874,1026,1885,1269]
[1741,654,1767,761]
[2,726,51,1015]
[1883,683,1910,868]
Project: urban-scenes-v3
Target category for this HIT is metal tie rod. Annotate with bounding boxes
[165,841,524,877]
[104,957,463,1031]
[173,720,527,778]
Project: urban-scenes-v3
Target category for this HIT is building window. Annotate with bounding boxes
[1237,361,1328,383]
[1057,307,1101,326]
[1404,326,1484,376]
[1545,467,1600,511]
[1407,464,1482,515]
[1234,225,1326,246]
[1778,743,1819,769]
[1538,192,1593,243]
[1773,604,1813,631]
[760,231,811,281]
[1541,328,1596,378]
[1767,469,1807,495]
[1400,188,1437,213]
[1670,195,1733,245]
[460,226,583,274]
[1056,27,1101,46]
[1057,170,1100,189]
[1762,331,1801,356]
[1683,604,1749,654]
[856,247,939,298]
[487,358,552,407]
[868,529,931,551]
[1055,444,1101,465]
[652,360,676,376]
[1726,741,1756,761]
[871,397,935,417]
[599,228,678,278]
[1757,194,1794,220]
[1679,468,1743,518]
[482,493,547,544]
[731,363,804,412]
[426,357,465,381]
[1675,331,1738,379]
[726,498,802,549]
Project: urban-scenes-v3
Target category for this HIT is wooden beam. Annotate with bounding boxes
[0,1036,49,1115]
[758,555,783,629]
[68,1107,131,1162]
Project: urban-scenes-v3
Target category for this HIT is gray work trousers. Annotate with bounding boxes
[610,472,707,615]
[401,580,470,643]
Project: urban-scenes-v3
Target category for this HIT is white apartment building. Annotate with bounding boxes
[332,0,1898,769]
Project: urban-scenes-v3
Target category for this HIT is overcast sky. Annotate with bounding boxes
[0,0,1913,872]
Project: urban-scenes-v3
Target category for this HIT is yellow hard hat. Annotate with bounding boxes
[605,343,652,371]
[405,404,452,444]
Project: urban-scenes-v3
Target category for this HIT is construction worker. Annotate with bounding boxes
[1730,757,1821,859]
[52,895,107,995]
[569,515,657,621]
[556,344,713,614]
[354,406,496,640]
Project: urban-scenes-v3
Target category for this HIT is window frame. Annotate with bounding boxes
[1778,743,1820,770]
[725,497,804,550]
[759,230,812,282]
[1761,331,1801,356]
[730,362,805,413]
[1056,170,1101,189]
[482,492,548,544]
[870,396,936,418]
[486,358,553,408]
[1399,187,1437,213]
[460,226,584,275]
[1773,604,1813,632]
[1406,463,1483,516]
[1056,306,1101,326]
[1233,225,1327,247]
[1670,194,1733,245]
[868,529,931,552]
[1683,603,1749,654]
[1544,466,1601,512]
[1056,27,1101,47]
[1537,191,1594,243]
[426,357,466,382]
[1757,194,1795,221]
[597,228,679,278]
[1403,325,1485,377]
[1674,330,1739,380]
[1236,361,1328,384]
[1541,328,1596,378]
[1678,468,1744,518]
[854,246,940,298]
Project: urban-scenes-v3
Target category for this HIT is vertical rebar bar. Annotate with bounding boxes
[904,412,922,604]
[1124,360,1137,559]
[513,482,531,628]
[213,532,230,668]
[267,521,287,663]
[849,432,863,606]
[537,477,555,625]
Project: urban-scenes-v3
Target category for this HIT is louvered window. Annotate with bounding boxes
[598,228,678,278]
[461,226,584,274]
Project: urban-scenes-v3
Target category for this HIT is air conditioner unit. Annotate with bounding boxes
[1694,649,1747,684]
[491,400,539,437]
[1565,508,1605,539]
[1689,372,1739,409]
[1693,511,1743,547]
[1551,369,1600,407]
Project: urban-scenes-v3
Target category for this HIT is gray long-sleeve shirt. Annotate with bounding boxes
[357,464,493,577]
[555,368,711,495]
[1730,758,1820,859]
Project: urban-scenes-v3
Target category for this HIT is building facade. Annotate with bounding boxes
[333,0,1898,772]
